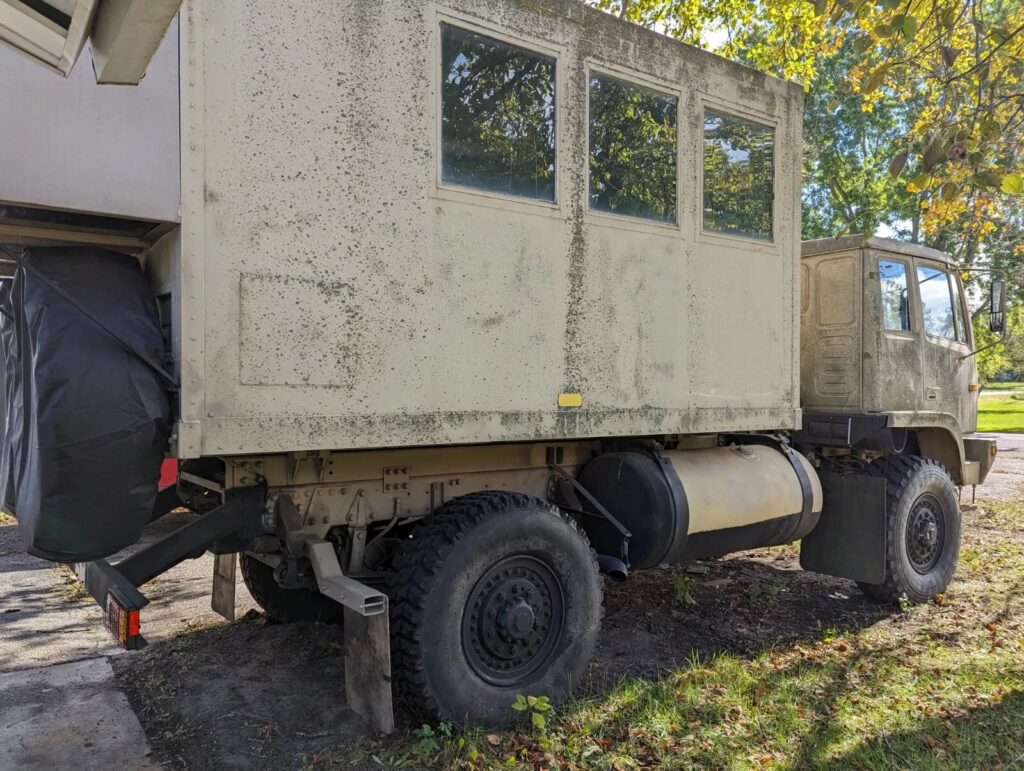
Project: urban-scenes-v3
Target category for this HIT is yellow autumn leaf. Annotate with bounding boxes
[1002,173,1023,195]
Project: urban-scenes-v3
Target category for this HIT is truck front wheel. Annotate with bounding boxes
[857,456,961,604]
[387,491,602,727]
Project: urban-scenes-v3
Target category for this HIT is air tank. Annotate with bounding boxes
[577,444,823,569]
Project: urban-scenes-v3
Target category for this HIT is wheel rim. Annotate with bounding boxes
[462,556,565,686]
[906,493,946,574]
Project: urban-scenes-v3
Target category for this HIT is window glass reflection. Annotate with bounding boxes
[703,109,774,240]
[441,25,556,201]
[589,74,678,223]
[879,260,911,332]
[917,266,957,340]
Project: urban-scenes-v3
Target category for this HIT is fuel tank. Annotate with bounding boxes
[577,445,823,569]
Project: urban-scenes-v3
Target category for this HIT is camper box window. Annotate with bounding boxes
[440,24,557,202]
[588,73,678,223]
[703,109,775,241]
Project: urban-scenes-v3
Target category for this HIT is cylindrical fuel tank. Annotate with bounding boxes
[577,445,822,569]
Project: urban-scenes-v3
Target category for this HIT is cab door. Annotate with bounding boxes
[913,260,976,432]
[871,255,922,412]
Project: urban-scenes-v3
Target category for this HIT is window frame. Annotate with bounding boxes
[584,64,683,231]
[915,261,967,346]
[433,13,565,214]
[948,271,971,345]
[697,98,779,248]
[877,257,914,336]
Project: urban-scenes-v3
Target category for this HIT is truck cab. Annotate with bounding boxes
[800,236,996,487]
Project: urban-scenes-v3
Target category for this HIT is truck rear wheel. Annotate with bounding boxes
[387,491,602,727]
[857,456,961,604]
[240,553,344,624]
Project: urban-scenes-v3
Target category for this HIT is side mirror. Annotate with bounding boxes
[989,279,1007,335]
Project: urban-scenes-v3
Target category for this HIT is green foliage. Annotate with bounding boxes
[748,577,787,607]
[512,694,552,732]
[974,313,1010,382]
[411,723,439,756]
[801,34,921,240]
[672,575,697,605]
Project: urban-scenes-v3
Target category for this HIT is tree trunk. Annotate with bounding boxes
[620,0,632,19]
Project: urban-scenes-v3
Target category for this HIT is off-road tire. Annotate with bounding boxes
[387,491,602,727]
[240,553,344,624]
[856,456,961,604]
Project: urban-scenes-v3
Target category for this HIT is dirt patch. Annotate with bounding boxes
[590,545,891,689]
[112,612,374,770]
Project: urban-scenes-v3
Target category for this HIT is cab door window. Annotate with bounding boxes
[879,259,911,332]
[916,266,957,341]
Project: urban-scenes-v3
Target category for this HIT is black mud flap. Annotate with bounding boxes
[800,471,887,584]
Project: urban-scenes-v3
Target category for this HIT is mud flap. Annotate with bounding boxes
[211,553,237,621]
[800,471,887,584]
[343,609,395,734]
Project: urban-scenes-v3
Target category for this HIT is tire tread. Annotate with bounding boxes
[859,455,956,603]
[386,491,599,721]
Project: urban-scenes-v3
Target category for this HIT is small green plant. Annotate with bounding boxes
[512,694,552,731]
[673,575,697,605]
[411,723,438,756]
[749,578,787,607]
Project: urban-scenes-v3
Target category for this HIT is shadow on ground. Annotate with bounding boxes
[590,547,892,689]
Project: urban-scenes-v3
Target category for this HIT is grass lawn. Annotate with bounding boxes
[980,382,1024,392]
[316,501,1024,771]
[978,393,1024,433]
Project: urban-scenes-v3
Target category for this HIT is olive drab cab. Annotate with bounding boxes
[0,0,996,731]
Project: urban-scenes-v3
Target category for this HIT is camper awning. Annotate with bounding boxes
[0,0,179,84]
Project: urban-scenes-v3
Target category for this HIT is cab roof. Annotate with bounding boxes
[802,235,955,266]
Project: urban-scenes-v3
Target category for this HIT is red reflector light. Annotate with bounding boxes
[104,593,143,650]
[128,610,140,637]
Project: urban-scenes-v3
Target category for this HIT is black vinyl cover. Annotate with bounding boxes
[0,246,171,562]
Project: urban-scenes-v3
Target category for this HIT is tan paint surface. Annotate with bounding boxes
[169,0,804,458]
[801,236,977,481]
[665,445,822,534]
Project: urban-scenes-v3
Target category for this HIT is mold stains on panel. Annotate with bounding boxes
[239,273,361,388]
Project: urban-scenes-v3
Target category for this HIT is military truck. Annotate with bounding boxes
[0,0,1002,730]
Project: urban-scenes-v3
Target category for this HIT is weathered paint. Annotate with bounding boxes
[801,235,978,482]
[169,0,804,458]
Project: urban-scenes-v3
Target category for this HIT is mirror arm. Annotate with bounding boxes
[961,321,1011,362]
